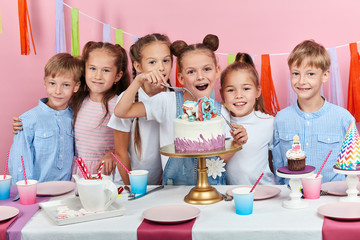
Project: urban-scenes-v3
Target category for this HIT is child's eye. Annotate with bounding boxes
[244,87,251,91]
[292,72,299,76]
[187,70,195,75]
[103,69,110,73]
[64,83,70,87]
[308,72,315,76]
[149,61,156,65]
[89,67,96,71]
[226,89,234,92]
[204,67,212,72]
[49,82,55,86]
[163,59,170,63]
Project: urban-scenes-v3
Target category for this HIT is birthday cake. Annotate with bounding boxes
[286,135,306,171]
[174,96,226,153]
[335,121,360,170]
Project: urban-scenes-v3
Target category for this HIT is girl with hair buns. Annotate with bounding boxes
[108,33,173,185]
[114,34,247,185]
[220,52,275,185]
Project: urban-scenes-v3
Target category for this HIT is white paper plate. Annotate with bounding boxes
[37,181,76,196]
[226,185,281,200]
[321,181,360,196]
[318,202,360,220]
[0,206,19,221]
[143,205,200,224]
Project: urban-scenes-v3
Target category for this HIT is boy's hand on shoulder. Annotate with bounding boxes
[230,124,248,144]
[12,117,23,134]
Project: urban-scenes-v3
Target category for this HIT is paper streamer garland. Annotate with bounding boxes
[260,54,280,115]
[348,43,360,121]
[0,12,2,34]
[115,29,124,48]
[55,0,66,53]
[227,54,236,65]
[103,24,111,43]
[328,48,344,108]
[18,0,36,55]
[71,8,80,56]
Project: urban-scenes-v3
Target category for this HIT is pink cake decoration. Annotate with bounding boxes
[335,121,360,170]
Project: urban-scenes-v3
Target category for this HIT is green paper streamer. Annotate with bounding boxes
[228,54,235,65]
[115,29,124,48]
[71,8,80,56]
[0,13,2,34]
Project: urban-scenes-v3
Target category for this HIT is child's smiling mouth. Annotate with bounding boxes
[196,83,208,91]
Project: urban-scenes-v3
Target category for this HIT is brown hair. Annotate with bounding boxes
[288,40,330,72]
[170,34,219,72]
[44,53,83,83]
[220,52,267,114]
[71,41,130,126]
[129,33,172,159]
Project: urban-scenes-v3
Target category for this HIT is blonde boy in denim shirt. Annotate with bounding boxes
[272,40,354,184]
[9,53,83,184]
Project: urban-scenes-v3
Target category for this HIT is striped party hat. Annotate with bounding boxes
[335,121,360,170]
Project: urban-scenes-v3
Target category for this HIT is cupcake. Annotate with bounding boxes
[286,135,306,171]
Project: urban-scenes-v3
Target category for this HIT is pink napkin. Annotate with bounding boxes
[0,216,18,240]
[323,217,360,240]
[137,219,196,240]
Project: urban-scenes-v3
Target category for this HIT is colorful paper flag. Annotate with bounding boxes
[55,0,66,53]
[227,54,235,65]
[347,43,360,121]
[115,29,124,48]
[328,47,344,107]
[71,8,80,56]
[103,23,111,43]
[18,0,36,55]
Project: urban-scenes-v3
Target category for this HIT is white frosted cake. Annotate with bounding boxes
[174,96,226,153]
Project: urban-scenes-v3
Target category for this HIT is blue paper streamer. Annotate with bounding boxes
[55,0,66,53]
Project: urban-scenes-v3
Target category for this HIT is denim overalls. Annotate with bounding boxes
[162,92,226,185]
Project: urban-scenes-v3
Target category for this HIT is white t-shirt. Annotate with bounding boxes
[226,110,275,185]
[108,88,162,185]
[143,92,230,169]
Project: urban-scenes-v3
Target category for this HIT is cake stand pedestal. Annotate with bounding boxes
[276,169,314,209]
[333,167,360,202]
[160,140,242,205]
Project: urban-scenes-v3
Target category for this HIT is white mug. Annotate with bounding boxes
[75,177,117,212]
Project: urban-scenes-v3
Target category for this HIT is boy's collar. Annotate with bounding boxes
[295,96,329,118]
[39,98,70,115]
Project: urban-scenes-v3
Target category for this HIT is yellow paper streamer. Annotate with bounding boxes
[115,29,124,48]
[0,13,2,34]
[228,54,235,65]
[71,8,80,56]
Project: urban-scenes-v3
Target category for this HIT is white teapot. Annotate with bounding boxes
[73,175,118,212]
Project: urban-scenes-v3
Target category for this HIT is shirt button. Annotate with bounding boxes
[306,114,310,117]
[306,142,309,146]
[43,133,47,137]
[57,112,60,115]
[18,169,22,173]
[306,121,310,126]
[60,136,63,140]
[286,135,289,139]
[60,154,63,158]
[328,138,331,142]
[58,119,61,122]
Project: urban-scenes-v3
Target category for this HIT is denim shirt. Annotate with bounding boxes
[272,99,354,184]
[162,92,226,185]
[8,98,74,184]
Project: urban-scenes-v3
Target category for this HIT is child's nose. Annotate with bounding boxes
[158,62,165,71]
[55,85,62,94]
[95,70,102,79]
[197,72,204,80]
[299,74,306,84]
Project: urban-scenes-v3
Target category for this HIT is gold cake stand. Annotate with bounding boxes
[160,140,242,205]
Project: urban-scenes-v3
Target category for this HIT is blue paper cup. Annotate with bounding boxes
[0,175,12,199]
[129,170,148,195]
[232,187,255,215]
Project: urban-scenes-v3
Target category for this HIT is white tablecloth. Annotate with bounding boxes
[21,185,338,240]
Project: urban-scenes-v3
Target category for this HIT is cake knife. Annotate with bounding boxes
[220,113,236,131]
[128,185,164,200]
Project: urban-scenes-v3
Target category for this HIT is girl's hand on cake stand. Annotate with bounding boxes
[230,124,248,144]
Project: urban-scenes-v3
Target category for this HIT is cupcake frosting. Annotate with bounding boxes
[286,135,305,159]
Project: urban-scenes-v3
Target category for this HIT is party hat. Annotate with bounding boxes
[335,121,360,170]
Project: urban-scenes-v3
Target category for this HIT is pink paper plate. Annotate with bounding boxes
[318,202,360,220]
[0,206,19,221]
[143,205,200,224]
[321,181,360,196]
[226,185,281,200]
[37,181,76,196]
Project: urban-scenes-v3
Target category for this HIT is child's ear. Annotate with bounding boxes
[256,86,262,98]
[178,72,185,86]
[74,81,81,93]
[322,69,330,83]
[114,71,123,84]
[216,65,221,79]
[133,61,142,73]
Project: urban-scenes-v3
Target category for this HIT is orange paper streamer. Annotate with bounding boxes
[260,54,280,116]
[18,0,36,55]
[347,43,360,121]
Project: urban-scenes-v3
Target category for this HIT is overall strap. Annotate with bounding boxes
[175,91,184,117]
[214,100,222,115]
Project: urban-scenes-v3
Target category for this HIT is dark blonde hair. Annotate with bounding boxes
[220,52,267,114]
[288,40,330,72]
[129,33,172,159]
[44,53,83,83]
[71,41,130,126]
[170,34,219,72]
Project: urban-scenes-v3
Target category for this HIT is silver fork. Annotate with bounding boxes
[160,83,196,100]
[220,113,236,131]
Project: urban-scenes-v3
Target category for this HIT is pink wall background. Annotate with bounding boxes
[0,0,359,171]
